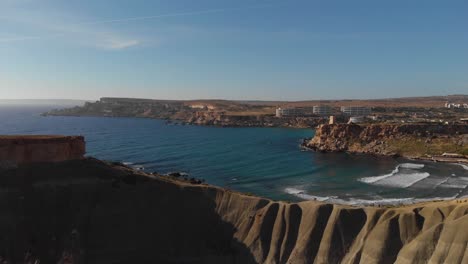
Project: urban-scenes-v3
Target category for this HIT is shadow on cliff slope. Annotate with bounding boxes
[1,158,467,264]
[0,158,257,264]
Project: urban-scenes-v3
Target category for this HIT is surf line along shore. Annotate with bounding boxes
[0,134,467,263]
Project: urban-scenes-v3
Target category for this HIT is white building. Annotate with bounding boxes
[275,108,303,117]
[313,105,332,116]
[445,102,468,109]
[188,104,216,110]
[340,106,371,116]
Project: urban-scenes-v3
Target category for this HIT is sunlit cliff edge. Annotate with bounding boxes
[0,136,466,263]
[305,124,468,164]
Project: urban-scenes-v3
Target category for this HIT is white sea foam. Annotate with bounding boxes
[123,161,145,170]
[285,188,420,205]
[400,163,425,169]
[284,187,457,205]
[284,187,304,195]
[359,163,428,187]
[440,184,468,189]
[348,197,416,206]
[438,177,465,188]
[166,171,189,177]
[460,164,468,170]
[132,164,144,170]
[439,177,468,189]
[284,188,331,201]
[373,172,431,188]
[431,177,451,188]
[360,166,400,183]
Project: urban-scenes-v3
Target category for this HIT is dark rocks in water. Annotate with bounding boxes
[164,172,207,185]
[168,172,183,177]
[190,178,203,184]
[166,173,205,185]
[300,137,313,150]
[109,161,126,167]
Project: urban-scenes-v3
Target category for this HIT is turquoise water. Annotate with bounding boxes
[1,104,467,204]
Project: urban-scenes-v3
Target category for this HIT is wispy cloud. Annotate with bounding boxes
[101,38,140,50]
[0,33,141,50]
[0,18,142,50]
[74,4,274,26]
[0,6,142,49]
[0,35,43,43]
[0,3,276,49]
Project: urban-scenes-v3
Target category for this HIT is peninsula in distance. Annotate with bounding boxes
[1,0,468,263]
[2,95,468,263]
[47,94,468,163]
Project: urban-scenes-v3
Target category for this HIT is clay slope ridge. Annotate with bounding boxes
[0,158,466,263]
[215,190,468,264]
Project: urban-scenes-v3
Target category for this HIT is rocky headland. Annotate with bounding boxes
[304,124,468,164]
[43,97,333,128]
[44,96,468,128]
[0,135,467,263]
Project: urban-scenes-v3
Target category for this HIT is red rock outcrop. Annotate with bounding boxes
[0,135,85,166]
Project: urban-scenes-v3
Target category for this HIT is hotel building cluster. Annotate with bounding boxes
[275,105,372,118]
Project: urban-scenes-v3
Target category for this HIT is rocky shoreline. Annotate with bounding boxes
[302,123,468,165]
[1,157,467,263]
[45,110,328,128]
[1,134,467,262]
[180,114,327,128]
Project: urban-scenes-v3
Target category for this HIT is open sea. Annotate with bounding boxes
[1,104,467,205]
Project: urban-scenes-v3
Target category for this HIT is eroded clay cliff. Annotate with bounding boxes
[0,158,466,264]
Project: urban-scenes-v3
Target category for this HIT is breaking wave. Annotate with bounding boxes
[371,172,431,188]
[123,161,144,170]
[359,163,428,188]
[359,166,400,184]
[400,163,425,169]
[284,187,458,206]
[441,184,468,189]
[284,188,332,201]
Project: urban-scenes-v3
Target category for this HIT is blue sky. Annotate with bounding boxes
[1,0,467,101]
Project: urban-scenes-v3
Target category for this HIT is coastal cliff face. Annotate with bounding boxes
[0,136,85,167]
[0,158,466,264]
[306,124,468,159]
